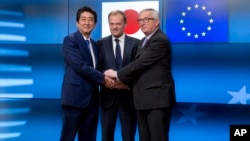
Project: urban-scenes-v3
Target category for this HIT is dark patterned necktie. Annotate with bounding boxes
[142,37,148,48]
[115,38,122,69]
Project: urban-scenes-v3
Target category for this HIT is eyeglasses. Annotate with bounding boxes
[137,18,155,23]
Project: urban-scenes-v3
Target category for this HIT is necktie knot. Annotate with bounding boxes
[115,38,119,43]
[85,40,90,48]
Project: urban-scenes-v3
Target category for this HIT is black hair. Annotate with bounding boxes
[76,6,97,23]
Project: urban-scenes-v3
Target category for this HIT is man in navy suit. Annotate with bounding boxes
[105,8,176,141]
[60,6,111,141]
[97,10,140,141]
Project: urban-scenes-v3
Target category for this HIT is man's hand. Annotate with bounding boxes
[112,80,129,90]
[103,70,129,90]
[104,75,115,88]
[104,69,117,79]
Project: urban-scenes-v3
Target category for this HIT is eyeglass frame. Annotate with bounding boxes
[137,18,155,23]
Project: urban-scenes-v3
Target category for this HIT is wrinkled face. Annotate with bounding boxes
[108,14,126,38]
[138,11,159,36]
[76,11,96,37]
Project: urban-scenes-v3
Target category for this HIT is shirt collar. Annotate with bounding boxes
[82,35,90,41]
[112,33,125,42]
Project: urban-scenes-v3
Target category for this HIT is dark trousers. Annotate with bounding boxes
[59,102,98,141]
[101,105,137,141]
[137,108,172,141]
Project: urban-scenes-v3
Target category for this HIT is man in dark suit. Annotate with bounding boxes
[60,6,111,141]
[105,8,176,141]
[97,10,139,141]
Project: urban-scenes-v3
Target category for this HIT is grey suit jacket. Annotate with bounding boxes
[117,29,176,110]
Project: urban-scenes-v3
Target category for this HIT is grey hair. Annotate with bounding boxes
[139,8,160,21]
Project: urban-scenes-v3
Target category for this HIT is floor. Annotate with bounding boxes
[0,98,249,141]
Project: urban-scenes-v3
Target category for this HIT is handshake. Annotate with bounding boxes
[103,69,129,90]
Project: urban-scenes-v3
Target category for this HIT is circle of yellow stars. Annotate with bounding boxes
[179,4,214,39]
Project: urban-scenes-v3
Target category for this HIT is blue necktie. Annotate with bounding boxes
[85,39,95,67]
[115,39,122,69]
[85,40,90,49]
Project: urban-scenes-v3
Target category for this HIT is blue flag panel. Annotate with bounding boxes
[229,0,250,43]
[172,43,250,105]
[165,0,228,43]
[0,0,68,44]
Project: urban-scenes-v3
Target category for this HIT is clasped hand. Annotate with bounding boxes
[104,69,128,90]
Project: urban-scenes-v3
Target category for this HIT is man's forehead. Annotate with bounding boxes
[80,12,94,17]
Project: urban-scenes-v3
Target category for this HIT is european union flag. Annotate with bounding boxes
[165,0,228,43]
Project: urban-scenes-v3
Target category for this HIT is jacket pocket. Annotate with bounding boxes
[143,82,162,89]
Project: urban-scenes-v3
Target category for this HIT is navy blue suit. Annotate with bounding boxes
[60,30,104,141]
[97,35,139,141]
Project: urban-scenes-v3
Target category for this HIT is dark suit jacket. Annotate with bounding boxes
[97,35,140,109]
[117,29,176,110]
[61,30,104,108]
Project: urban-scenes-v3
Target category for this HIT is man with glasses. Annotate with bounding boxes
[105,8,176,141]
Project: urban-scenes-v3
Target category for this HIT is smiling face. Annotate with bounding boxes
[138,10,160,36]
[76,11,96,38]
[108,12,126,38]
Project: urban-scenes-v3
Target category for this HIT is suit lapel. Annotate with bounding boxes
[123,36,131,65]
[76,31,93,66]
[77,31,92,56]
[135,37,146,57]
[89,39,98,65]
[108,36,116,59]
[135,29,161,58]
[106,36,117,69]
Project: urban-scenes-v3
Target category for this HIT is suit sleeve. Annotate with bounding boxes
[63,36,104,84]
[118,35,170,81]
